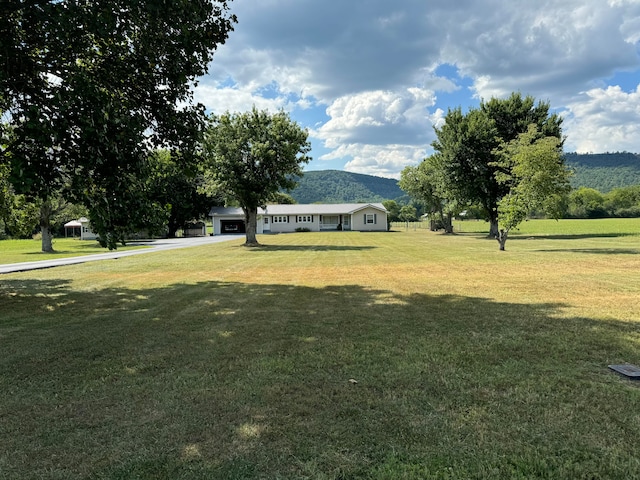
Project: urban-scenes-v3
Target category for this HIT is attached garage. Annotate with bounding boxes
[209,207,247,235]
[220,219,246,234]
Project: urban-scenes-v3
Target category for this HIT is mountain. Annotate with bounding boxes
[290,170,406,204]
[565,152,640,192]
[288,153,640,204]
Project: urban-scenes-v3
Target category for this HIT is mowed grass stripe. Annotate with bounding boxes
[1,220,640,479]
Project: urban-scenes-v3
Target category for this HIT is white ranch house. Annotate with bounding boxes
[209,203,388,235]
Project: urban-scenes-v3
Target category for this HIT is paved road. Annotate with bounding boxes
[0,235,245,274]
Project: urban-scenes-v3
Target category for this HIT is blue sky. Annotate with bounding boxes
[194,0,640,178]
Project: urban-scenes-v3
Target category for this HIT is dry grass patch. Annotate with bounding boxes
[1,221,640,478]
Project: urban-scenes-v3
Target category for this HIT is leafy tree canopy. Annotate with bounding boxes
[399,154,460,232]
[147,149,217,238]
[398,205,418,222]
[382,200,400,222]
[1,0,236,250]
[203,108,311,246]
[269,192,298,205]
[492,125,572,249]
[432,93,563,237]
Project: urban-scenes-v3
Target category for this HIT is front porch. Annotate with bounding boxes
[319,214,351,231]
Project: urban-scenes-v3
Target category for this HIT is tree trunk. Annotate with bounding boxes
[243,207,260,246]
[443,214,453,234]
[489,218,499,239]
[497,229,508,251]
[167,219,179,238]
[40,200,54,252]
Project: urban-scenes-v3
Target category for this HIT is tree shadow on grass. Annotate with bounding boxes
[457,232,639,241]
[535,248,640,255]
[1,278,639,479]
[239,244,377,252]
[507,233,639,240]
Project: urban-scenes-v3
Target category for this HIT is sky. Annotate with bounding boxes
[194,0,640,179]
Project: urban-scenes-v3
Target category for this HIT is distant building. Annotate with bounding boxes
[63,217,97,240]
[209,203,388,235]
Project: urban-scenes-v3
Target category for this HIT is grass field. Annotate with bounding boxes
[1,219,640,479]
[0,237,146,265]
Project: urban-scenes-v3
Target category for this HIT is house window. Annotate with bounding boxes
[297,215,313,223]
[366,214,376,224]
[322,215,340,225]
[273,216,289,223]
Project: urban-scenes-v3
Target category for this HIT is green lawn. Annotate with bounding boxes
[452,217,640,236]
[1,220,640,479]
[0,237,146,265]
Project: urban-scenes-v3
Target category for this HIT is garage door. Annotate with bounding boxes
[221,220,246,234]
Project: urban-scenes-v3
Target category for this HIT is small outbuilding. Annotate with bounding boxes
[209,203,388,235]
[64,217,97,240]
[63,220,82,238]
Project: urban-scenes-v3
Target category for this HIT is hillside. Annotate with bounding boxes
[290,170,405,204]
[288,154,640,204]
[565,152,640,192]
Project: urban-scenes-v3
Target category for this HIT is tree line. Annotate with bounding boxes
[565,185,640,219]
[397,93,571,250]
[2,2,315,250]
[385,183,640,223]
[289,170,405,204]
[564,152,640,193]
[1,3,632,252]
[1,0,237,250]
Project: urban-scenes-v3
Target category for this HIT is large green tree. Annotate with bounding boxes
[604,185,640,217]
[492,125,572,250]
[382,200,400,223]
[1,1,236,250]
[399,154,458,233]
[203,108,312,246]
[432,93,563,237]
[1,161,39,238]
[568,187,607,218]
[147,149,217,238]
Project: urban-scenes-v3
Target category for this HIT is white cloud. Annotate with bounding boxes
[193,84,290,115]
[563,85,640,153]
[321,143,427,179]
[198,0,640,176]
[314,88,437,147]
[441,1,640,103]
[308,88,446,177]
[209,0,443,103]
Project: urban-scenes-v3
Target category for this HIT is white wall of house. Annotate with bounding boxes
[79,217,98,240]
[210,204,388,235]
[350,207,387,231]
[268,214,321,233]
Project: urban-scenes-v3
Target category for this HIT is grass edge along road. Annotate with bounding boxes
[1,219,640,479]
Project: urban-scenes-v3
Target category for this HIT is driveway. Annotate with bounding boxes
[0,235,245,274]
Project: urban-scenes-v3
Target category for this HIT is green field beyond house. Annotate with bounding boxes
[1,219,640,479]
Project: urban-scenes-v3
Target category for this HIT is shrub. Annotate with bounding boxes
[614,206,640,218]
